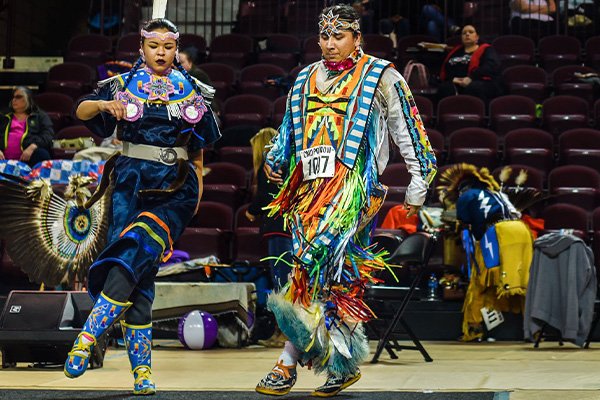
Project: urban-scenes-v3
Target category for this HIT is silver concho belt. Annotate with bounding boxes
[122,142,188,166]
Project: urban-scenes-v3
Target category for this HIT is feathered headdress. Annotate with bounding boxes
[496,165,546,212]
[437,163,499,204]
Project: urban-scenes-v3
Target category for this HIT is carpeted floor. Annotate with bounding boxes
[0,390,509,400]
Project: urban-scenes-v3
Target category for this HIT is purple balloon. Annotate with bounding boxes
[178,310,218,350]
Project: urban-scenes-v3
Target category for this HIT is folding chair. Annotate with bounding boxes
[367,232,436,363]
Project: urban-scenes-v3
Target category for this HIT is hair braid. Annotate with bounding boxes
[121,56,144,91]
[173,59,203,97]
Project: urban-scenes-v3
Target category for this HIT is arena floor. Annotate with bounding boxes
[0,341,598,399]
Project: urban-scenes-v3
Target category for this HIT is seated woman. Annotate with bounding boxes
[437,25,502,104]
[0,87,54,167]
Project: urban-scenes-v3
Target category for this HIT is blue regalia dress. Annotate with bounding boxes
[78,67,220,302]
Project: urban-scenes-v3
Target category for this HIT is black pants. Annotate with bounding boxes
[27,147,52,167]
[103,266,153,325]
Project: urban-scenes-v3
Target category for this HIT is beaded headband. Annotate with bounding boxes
[318,10,360,37]
[141,29,180,41]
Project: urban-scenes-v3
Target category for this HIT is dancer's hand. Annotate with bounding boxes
[264,158,284,184]
[405,203,421,217]
[20,144,37,162]
[98,100,127,121]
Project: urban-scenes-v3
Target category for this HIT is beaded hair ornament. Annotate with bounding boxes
[318,10,360,36]
[141,29,180,41]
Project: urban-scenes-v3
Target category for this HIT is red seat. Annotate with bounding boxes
[200,62,237,102]
[273,95,287,127]
[362,34,395,62]
[201,184,246,210]
[180,33,207,63]
[551,65,597,106]
[593,206,600,232]
[379,163,412,202]
[218,146,253,172]
[302,35,321,65]
[592,207,600,270]
[548,165,600,209]
[502,65,548,103]
[66,34,112,69]
[239,64,287,101]
[46,62,94,100]
[436,95,485,136]
[175,227,233,263]
[189,201,234,229]
[216,125,262,149]
[289,64,308,82]
[202,162,248,209]
[115,33,141,62]
[542,95,589,138]
[538,35,581,73]
[492,35,535,70]
[414,95,434,128]
[585,36,600,70]
[489,95,537,138]
[257,34,301,70]
[232,204,267,265]
[593,99,600,130]
[540,203,590,241]
[558,128,600,171]
[209,34,254,70]
[448,127,498,169]
[178,201,234,263]
[504,128,554,174]
[287,2,322,37]
[222,95,272,128]
[425,128,445,164]
[33,93,74,132]
[204,162,248,187]
[236,0,280,36]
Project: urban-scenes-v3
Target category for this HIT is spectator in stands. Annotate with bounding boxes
[246,127,292,348]
[178,47,212,86]
[376,1,411,40]
[509,0,556,42]
[437,24,502,104]
[421,0,461,42]
[0,87,54,167]
[246,127,292,291]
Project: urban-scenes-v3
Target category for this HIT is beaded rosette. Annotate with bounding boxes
[179,94,207,124]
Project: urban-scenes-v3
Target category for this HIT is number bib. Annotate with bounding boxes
[300,145,336,181]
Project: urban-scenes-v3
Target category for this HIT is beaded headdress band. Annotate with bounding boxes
[141,29,179,41]
[318,10,360,36]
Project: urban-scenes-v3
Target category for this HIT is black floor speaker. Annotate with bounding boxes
[0,290,106,368]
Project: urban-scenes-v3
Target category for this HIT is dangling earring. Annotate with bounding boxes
[139,49,146,62]
[175,50,180,63]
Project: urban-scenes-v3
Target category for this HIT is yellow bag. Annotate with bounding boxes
[53,137,96,150]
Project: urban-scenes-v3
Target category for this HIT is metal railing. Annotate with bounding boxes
[1,0,600,65]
